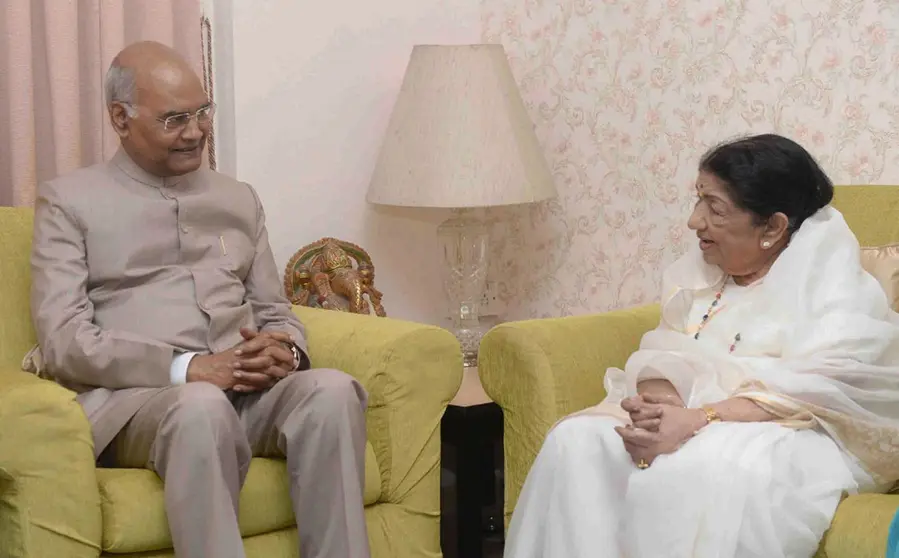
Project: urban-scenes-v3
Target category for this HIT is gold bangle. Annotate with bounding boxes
[701,406,722,425]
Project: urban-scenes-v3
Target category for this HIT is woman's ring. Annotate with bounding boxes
[637,459,649,469]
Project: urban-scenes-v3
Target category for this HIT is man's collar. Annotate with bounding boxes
[111,147,192,188]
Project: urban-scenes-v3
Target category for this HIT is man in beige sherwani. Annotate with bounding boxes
[30,41,371,558]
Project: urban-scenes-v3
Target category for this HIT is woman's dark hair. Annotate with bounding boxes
[699,133,834,232]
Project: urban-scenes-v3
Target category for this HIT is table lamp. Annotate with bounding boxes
[366,44,557,367]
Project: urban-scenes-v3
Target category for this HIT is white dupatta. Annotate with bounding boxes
[600,206,899,484]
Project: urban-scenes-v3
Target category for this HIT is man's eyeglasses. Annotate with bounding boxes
[124,103,216,132]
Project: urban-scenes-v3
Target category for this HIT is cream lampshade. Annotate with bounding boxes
[367,44,556,366]
[367,44,556,208]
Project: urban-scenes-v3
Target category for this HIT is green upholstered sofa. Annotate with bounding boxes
[0,206,462,558]
[479,186,899,558]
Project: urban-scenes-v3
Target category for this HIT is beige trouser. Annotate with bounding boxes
[113,368,371,558]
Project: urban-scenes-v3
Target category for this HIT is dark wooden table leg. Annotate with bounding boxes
[456,425,485,558]
[442,402,504,558]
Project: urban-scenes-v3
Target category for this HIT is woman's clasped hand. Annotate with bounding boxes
[614,394,708,467]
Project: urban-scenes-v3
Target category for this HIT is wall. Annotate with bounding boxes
[226,0,481,324]
[219,0,899,325]
[482,0,899,320]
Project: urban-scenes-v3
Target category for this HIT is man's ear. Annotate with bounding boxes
[108,104,130,139]
[763,212,790,245]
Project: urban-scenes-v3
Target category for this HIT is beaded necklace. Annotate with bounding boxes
[693,276,742,353]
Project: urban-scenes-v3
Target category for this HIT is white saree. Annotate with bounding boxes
[505,207,899,558]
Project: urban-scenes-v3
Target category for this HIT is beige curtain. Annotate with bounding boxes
[0,0,202,207]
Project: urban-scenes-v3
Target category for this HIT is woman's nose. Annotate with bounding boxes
[687,207,703,231]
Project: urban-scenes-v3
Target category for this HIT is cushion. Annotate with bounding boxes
[98,446,381,553]
[861,244,899,312]
[0,208,37,370]
[818,493,899,558]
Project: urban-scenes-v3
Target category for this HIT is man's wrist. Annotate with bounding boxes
[171,352,197,384]
[276,340,300,371]
[286,342,301,371]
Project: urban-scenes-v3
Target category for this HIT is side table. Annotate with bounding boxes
[441,366,504,558]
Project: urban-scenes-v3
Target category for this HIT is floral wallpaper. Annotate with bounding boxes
[481,0,899,320]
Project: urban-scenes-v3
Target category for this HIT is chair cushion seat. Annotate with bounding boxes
[817,493,899,558]
[97,444,381,554]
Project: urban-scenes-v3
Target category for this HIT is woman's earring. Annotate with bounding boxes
[762,241,772,249]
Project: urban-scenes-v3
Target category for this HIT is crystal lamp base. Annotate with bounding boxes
[438,209,489,368]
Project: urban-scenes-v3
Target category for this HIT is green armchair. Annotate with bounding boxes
[0,207,462,558]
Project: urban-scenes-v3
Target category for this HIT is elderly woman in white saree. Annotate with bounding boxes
[504,134,899,558]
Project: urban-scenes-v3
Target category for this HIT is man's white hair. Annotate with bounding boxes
[104,61,137,115]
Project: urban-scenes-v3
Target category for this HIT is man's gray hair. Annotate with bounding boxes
[104,61,137,114]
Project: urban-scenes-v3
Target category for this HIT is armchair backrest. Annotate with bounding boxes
[0,207,36,370]
[832,185,899,246]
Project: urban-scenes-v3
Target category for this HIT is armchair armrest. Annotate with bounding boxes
[292,306,461,546]
[0,369,102,557]
[478,303,660,525]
